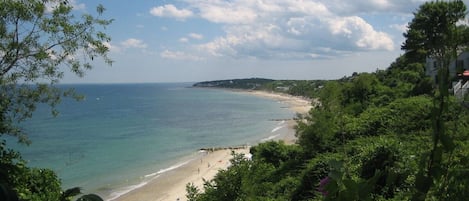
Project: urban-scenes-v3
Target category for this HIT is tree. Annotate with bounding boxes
[402,1,469,200]
[0,0,113,144]
[0,0,112,200]
[402,0,467,86]
[195,152,250,201]
[342,73,380,114]
[402,0,467,65]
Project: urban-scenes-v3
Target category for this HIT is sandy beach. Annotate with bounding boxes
[240,90,313,144]
[240,90,313,114]
[112,148,249,201]
[111,90,312,201]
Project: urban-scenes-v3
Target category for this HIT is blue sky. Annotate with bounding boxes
[62,0,469,83]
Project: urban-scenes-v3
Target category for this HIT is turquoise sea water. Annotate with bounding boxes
[10,83,294,199]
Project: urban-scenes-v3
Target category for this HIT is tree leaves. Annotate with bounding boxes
[1,0,113,142]
[1,1,112,200]
[75,194,103,201]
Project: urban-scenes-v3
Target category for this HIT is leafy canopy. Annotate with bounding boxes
[0,0,113,144]
[1,0,112,200]
[187,1,469,201]
[402,0,468,61]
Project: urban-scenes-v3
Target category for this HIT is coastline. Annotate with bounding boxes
[235,90,313,144]
[111,148,250,201]
[110,89,312,201]
[238,90,313,114]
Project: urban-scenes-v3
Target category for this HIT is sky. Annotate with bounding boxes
[61,0,469,83]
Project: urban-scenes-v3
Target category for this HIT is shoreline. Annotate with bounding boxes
[111,148,250,201]
[235,89,313,115]
[110,89,312,201]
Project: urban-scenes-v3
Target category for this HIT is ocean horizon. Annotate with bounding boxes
[8,83,295,199]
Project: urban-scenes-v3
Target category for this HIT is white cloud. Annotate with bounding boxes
[328,16,394,51]
[179,37,189,43]
[121,38,147,49]
[285,0,331,16]
[150,4,193,20]
[46,0,85,13]
[70,0,86,11]
[102,41,121,52]
[314,0,425,15]
[189,33,203,40]
[196,1,258,24]
[160,50,203,61]
[371,0,392,9]
[185,0,397,59]
[46,49,58,60]
[390,23,408,33]
[178,33,203,44]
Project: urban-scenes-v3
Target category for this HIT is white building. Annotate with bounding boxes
[425,52,469,81]
[426,52,469,99]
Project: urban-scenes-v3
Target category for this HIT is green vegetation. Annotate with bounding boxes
[188,1,469,200]
[1,0,112,200]
[2,0,469,200]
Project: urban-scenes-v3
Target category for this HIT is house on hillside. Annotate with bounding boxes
[426,52,469,99]
[425,52,469,81]
[453,72,469,99]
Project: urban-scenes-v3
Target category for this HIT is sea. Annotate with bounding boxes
[7,83,295,200]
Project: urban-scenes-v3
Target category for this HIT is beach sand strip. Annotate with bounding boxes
[112,90,312,201]
[112,148,249,201]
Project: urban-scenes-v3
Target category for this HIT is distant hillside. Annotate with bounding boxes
[193,78,275,89]
[193,78,326,98]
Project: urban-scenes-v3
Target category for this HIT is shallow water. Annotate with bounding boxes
[9,83,294,197]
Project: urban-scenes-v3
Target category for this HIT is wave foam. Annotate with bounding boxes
[107,179,152,201]
[260,134,280,142]
[107,158,196,201]
[156,160,192,175]
[271,125,285,133]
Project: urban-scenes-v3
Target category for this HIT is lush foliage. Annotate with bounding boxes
[0,0,112,200]
[188,1,469,200]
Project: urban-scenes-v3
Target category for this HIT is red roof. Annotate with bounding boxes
[464,70,469,76]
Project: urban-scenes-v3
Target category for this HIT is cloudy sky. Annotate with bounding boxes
[63,0,469,83]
